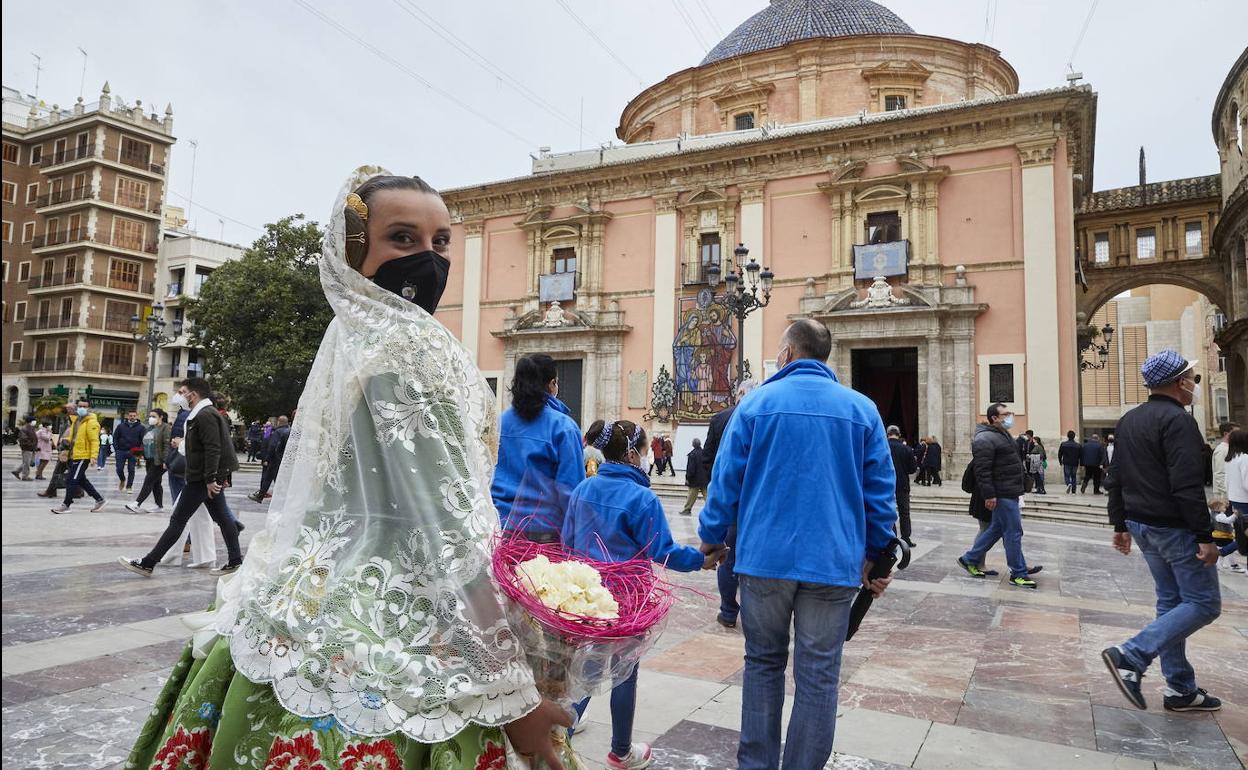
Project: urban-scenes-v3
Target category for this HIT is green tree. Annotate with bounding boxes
[186,215,332,422]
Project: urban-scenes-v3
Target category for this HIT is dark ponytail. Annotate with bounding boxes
[510,353,558,421]
[584,419,647,462]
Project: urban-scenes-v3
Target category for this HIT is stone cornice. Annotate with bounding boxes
[443,88,1095,221]
[1017,138,1057,167]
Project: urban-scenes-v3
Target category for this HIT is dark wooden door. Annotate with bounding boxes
[554,359,583,429]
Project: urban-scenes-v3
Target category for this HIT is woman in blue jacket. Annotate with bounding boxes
[561,418,708,770]
[491,353,585,540]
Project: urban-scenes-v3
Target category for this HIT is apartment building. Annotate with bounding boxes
[2,82,175,428]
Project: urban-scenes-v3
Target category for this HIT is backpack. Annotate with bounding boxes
[960,460,976,493]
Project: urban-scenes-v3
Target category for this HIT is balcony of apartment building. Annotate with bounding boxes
[19,356,148,378]
[35,184,163,220]
[30,226,159,261]
[36,138,166,179]
[23,312,137,338]
[38,141,96,173]
[27,266,155,299]
[30,226,90,253]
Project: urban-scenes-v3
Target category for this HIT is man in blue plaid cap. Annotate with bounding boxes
[1101,349,1222,713]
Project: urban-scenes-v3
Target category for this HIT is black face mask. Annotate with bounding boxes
[371,251,450,314]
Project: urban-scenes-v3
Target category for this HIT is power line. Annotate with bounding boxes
[167,191,261,233]
[292,0,538,148]
[1067,0,1100,70]
[670,0,712,53]
[390,0,605,138]
[691,0,724,37]
[551,0,646,86]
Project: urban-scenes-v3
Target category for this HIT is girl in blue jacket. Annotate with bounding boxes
[561,418,708,770]
[491,353,585,540]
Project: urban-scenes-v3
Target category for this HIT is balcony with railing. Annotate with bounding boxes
[40,143,95,170]
[34,186,92,210]
[27,269,85,290]
[30,227,89,250]
[100,358,148,377]
[24,314,78,332]
[97,186,163,216]
[93,229,159,255]
[20,357,72,373]
[108,144,165,175]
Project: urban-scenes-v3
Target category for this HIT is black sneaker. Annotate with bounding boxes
[716,614,737,629]
[235,521,245,533]
[981,568,1000,576]
[247,492,264,503]
[117,557,154,577]
[1102,646,1146,709]
[1008,575,1038,589]
[209,562,242,576]
[1027,565,1043,575]
[957,556,986,578]
[1163,688,1221,712]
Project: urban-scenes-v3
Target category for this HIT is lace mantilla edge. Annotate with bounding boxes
[227,628,542,742]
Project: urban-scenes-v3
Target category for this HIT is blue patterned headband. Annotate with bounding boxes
[627,423,643,452]
[592,421,614,450]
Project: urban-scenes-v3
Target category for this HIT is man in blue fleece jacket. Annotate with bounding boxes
[699,319,896,770]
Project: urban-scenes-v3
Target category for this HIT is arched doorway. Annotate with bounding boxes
[1079,283,1229,439]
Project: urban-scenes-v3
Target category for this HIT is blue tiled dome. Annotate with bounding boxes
[700,0,914,65]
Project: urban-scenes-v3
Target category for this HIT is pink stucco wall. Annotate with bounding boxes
[617,294,656,425]
[477,307,509,372]
[603,200,655,292]
[764,175,834,278]
[484,224,527,302]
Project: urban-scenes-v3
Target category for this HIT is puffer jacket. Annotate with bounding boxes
[67,413,101,461]
[971,423,1025,500]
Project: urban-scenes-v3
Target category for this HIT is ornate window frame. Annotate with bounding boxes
[711,80,774,133]
[677,188,737,285]
[861,61,931,113]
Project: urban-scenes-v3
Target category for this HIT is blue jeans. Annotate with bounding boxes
[961,496,1029,578]
[718,525,740,624]
[738,575,857,770]
[114,450,136,487]
[1063,464,1078,490]
[572,662,639,758]
[168,473,185,504]
[1120,521,1221,694]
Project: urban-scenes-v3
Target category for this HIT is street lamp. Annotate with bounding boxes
[1079,322,1115,371]
[131,302,183,411]
[707,243,774,398]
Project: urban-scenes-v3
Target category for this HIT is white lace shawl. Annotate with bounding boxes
[203,166,540,741]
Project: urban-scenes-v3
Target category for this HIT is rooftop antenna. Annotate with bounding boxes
[187,139,199,230]
[31,53,43,99]
[77,48,89,99]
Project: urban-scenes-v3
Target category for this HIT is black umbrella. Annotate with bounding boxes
[845,537,911,641]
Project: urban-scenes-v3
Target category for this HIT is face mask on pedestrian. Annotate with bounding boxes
[171,393,188,410]
[370,251,450,315]
[148,416,159,426]
[1001,414,1015,430]
[76,407,88,417]
[1178,373,1201,406]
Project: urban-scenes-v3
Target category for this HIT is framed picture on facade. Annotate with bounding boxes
[852,241,909,280]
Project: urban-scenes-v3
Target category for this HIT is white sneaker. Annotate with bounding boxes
[125,503,146,514]
[1231,564,1246,574]
[607,743,653,770]
[152,505,165,512]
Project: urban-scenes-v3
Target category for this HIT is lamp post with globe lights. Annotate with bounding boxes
[706,243,774,399]
[130,302,182,411]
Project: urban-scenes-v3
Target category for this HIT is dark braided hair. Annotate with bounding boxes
[584,419,647,463]
[510,354,558,422]
[344,175,439,272]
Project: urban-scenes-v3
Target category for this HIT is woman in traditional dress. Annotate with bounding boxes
[125,168,570,770]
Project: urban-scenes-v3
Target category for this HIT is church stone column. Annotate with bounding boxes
[462,220,484,362]
[1019,139,1062,441]
[926,334,944,443]
[652,195,679,408]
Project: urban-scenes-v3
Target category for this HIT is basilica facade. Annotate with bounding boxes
[436,0,1095,468]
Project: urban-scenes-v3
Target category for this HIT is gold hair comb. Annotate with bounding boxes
[345,192,369,221]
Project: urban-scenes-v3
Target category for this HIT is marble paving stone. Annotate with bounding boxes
[649,719,740,769]
[849,625,980,702]
[1091,704,1244,770]
[916,721,1160,770]
[904,594,998,632]
[832,707,932,766]
[643,630,745,682]
[582,671,728,737]
[836,683,963,725]
[955,684,1097,749]
[1,727,129,770]
[1211,701,1248,764]
[1078,608,1154,629]
[994,605,1081,637]
[971,628,1090,700]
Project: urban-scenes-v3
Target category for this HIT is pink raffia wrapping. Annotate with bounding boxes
[490,528,678,712]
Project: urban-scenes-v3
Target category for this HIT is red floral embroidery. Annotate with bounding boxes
[474,742,507,770]
[150,725,212,770]
[339,738,405,770]
[264,731,328,770]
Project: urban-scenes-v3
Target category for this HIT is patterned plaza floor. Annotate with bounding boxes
[2,450,1244,769]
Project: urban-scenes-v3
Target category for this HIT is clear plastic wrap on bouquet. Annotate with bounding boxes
[491,532,679,710]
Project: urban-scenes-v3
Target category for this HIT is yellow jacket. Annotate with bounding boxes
[66,412,101,461]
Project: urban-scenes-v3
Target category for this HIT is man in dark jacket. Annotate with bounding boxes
[679,438,710,516]
[1058,430,1082,494]
[957,403,1041,587]
[887,425,918,547]
[11,418,38,480]
[249,415,291,503]
[1101,350,1222,713]
[246,420,264,462]
[701,378,759,629]
[112,410,146,492]
[1080,434,1108,494]
[118,377,243,577]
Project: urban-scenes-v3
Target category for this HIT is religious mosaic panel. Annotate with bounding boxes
[673,289,737,421]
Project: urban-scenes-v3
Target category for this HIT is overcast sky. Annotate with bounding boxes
[3,0,1245,247]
